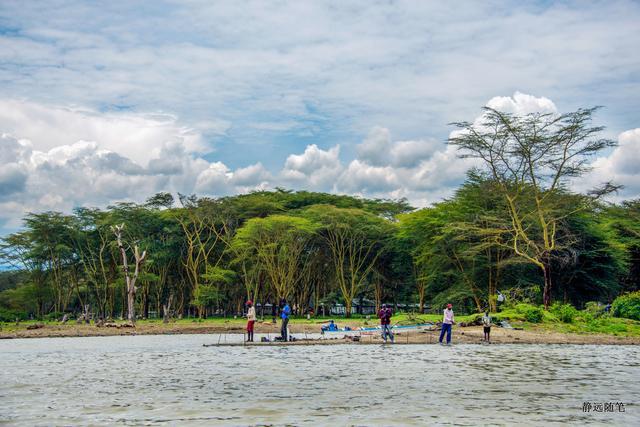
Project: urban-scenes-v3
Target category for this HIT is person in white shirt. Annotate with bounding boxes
[439,303,455,345]
[246,300,256,342]
[482,311,492,343]
[497,291,505,312]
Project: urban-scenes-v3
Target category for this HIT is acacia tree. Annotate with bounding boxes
[303,205,392,317]
[230,215,317,303]
[449,107,617,308]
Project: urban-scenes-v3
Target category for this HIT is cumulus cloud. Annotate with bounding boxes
[485,92,557,116]
[0,91,636,235]
[280,144,342,190]
[576,128,640,199]
[0,100,211,166]
[357,127,441,168]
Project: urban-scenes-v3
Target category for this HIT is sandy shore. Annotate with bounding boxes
[1,320,638,344]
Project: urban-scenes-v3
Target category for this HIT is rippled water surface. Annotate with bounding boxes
[1,335,638,426]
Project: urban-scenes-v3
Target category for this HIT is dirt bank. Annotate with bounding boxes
[1,321,638,344]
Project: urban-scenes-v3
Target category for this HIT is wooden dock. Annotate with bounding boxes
[203,333,439,347]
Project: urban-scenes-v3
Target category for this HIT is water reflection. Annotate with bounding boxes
[1,335,638,426]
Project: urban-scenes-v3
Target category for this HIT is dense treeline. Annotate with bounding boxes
[0,186,638,321]
[1,106,639,321]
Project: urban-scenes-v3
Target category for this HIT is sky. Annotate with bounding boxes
[0,0,639,236]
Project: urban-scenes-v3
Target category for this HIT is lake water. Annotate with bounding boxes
[1,335,638,426]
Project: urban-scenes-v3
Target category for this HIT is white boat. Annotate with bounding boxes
[320,323,435,337]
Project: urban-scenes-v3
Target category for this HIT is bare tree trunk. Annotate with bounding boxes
[163,294,173,324]
[112,224,147,324]
[344,297,352,318]
[374,282,383,313]
[543,264,552,310]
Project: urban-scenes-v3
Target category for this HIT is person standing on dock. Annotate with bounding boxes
[439,304,455,345]
[378,304,394,343]
[246,300,256,342]
[280,299,291,341]
[482,311,491,343]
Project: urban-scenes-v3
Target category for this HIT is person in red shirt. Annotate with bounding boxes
[246,300,256,342]
[377,304,394,343]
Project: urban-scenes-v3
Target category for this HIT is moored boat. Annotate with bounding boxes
[321,323,434,337]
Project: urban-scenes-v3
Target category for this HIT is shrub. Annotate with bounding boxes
[583,301,606,319]
[550,303,578,323]
[44,311,67,322]
[612,291,640,321]
[514,303,544,323]
[0,308,29,322]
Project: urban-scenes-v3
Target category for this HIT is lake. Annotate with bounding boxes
[1,335,638,426]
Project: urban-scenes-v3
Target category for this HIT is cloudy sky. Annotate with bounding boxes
[1,0,639,235]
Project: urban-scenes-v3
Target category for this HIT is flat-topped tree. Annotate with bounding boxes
[230,215,318,304]
[449,106,618,309]
[302,205,394,317]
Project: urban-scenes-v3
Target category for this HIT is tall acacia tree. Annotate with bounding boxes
[449,107,617,308]
[303,205,393,317]
[231,215,317,303]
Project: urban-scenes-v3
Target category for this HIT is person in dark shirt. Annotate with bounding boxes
[377,304,394,343]
[280,299,291,341]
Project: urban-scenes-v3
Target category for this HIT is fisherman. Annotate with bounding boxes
[378,304,394,343]
[439,303,455,345]
[482,310,491,343]
[246,300,256,342]
[280,299,291,341]
[321,319,339,332]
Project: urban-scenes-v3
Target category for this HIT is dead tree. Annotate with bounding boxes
[112,224,147,324]
[163,294,174,324]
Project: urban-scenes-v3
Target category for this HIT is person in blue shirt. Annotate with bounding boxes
[280,299,291,341]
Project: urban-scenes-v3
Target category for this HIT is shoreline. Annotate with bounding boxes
[2,321,639,345]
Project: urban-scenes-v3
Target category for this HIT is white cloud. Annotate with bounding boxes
[280,144,342,190]
[337,160,399,193]
[576,128,640,199]
[356,126,441,168]
[0,100,211,166]
[230,163,271,186]
[0,91,637,235]
[486,92,557,116]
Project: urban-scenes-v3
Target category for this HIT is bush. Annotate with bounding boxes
[550,303,578,323]
[583,301,606,319]
[514,303,544,323]
[0,308,28,322]
[44,311,67,321]
[612,291,640,321]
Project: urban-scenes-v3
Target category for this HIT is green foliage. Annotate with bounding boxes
[192,285,219,308]
[612,291,640,321]
[201,267,236,285]
[0,308,28,322]
[44,311,66,321]
[550,303,579,323]
[511,303,544,323]
[1,183,639,322]
[583,301,606,319]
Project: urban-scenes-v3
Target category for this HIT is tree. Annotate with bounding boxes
[231,215,317,303]
[302,205,393,317]
[112,224,147,323]
[449,106,618,308]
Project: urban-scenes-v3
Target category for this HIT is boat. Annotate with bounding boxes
[320,323,435,337]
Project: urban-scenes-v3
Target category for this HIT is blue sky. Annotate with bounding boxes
[0,0,639,235]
